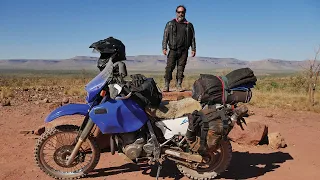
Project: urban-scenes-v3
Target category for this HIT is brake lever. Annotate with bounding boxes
[115,92,132,100]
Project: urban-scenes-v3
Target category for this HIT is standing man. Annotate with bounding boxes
[162,5,196,92]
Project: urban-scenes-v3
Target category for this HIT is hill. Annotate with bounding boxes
[0,55,312,73]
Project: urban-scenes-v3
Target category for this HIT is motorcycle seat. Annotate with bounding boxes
[145,97,202,119]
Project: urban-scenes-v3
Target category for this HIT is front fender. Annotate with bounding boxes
[45,103,90,123]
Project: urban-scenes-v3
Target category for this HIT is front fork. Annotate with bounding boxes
[65,95,108,166]
[64,87,112,166]
[66,118,95,166]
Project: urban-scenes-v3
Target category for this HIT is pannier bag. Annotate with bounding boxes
[186,105,249,155]
[122,74,163,108]
[191,68,256,105]
[186,108,226,155]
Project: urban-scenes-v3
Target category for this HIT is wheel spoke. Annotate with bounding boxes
[35,126,100,179]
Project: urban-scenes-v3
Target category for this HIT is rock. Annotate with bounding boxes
[34,101,40,105]
[177,96,185,100]
[268,132,287,149]
[34,125,46,135]
[48,102,62,111]
[265,113,274,118]
[62,97,69,104]
[42,98,49,103]
[228,122,268,145]
[162,91,192,101]
[1,99,11,106]
[147,97,202,119]
[248,110,255,116]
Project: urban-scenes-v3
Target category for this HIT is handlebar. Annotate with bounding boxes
[115,92,132,100]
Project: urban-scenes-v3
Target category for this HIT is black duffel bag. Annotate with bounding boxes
[122,74,163,108]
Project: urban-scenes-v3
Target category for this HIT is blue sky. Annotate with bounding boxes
[0,0,319,61]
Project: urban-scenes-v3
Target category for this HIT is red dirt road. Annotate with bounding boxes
[1,101,320,180]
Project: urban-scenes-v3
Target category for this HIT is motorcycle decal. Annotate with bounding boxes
[180,118,188,125]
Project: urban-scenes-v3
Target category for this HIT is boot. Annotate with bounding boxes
[176,79,184,92]
[163,80,170,92]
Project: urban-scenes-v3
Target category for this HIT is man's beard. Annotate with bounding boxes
[177,16,185,22]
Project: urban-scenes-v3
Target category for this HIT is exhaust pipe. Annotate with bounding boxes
[164,149,203,163]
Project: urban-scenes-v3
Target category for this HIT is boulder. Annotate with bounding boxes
[268,132,287,149]
[1,99,11,106]
[147,97,202,119]
[228,121,268,145]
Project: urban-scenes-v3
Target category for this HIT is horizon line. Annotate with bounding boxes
[0,54,311,62]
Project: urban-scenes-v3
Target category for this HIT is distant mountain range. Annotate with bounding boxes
[0,55,313,73]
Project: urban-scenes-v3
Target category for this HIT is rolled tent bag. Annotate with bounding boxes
[225,67,257,89]
[191,68,256,105]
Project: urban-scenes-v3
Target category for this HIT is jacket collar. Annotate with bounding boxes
[174,18,189,24]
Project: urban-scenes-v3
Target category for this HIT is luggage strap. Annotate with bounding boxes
[198,111,209,155]
[216,76,230,105]
[218,108,229,140]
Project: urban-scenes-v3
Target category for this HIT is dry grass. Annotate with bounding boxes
[249,90,320,113]
[0,72,91,98]
[63,86,87,97]
[0,87,14,99]
[1,69,319,113]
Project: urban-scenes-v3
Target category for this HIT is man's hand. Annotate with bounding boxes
[163,49,167,55]
[191,50,196,57]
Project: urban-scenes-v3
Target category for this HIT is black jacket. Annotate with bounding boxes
[162,19,196,51]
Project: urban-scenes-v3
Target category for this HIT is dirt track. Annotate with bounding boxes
[1,100,320,180]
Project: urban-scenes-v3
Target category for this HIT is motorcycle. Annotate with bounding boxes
[34,58,251,180]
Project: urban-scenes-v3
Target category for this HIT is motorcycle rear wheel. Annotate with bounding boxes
[34,124,100,179]
[177,139,232,180]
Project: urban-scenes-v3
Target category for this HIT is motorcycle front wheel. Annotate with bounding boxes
[34,124,100,179]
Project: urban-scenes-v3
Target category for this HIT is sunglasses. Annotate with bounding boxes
[176,11,185,14]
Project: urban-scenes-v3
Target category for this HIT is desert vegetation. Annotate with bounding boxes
[1,69,319,112]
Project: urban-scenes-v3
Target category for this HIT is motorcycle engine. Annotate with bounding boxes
[117,132,146,160]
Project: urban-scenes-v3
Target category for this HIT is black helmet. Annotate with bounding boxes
[89,36,126,71]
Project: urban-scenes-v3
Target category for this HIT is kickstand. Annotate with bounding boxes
[155,161,162,180]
